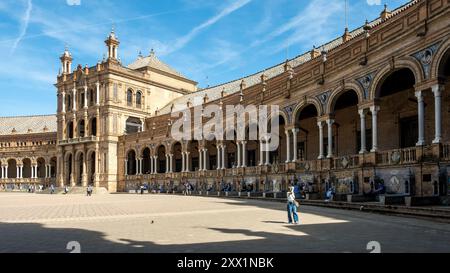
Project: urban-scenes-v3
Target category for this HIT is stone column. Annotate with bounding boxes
[237,142,241,167]
[242,141,247,167]
[186,152,190,172]
[19,165,23,179]
[153,156,158,174]
[96,82,100,106]
[84,86,88,109]
[415,90,425,146]
[82,158,87,186]
[216,146,221,170]
[73,88,77,111]
[221,146,226,170]
[326,119,334,158]
[292,128,298,162]
[182,152,186,172]
[370,106,379,152]
[285,130,291,163]
[124,159,128,176]
[203,149,208,170]
[169,154,174,173]
[317,121,324,159]
[432,85,442,144]
[165,154,169,173]
[359,109,367,154]
[61,91,66,113]
[259,141,264,166]
[265,138,270,165]
[199,149,203,171]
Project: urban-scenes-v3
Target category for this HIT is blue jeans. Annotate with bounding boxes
[287,202,299,223]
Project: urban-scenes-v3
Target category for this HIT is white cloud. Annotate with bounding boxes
[11,0,32,53]
[166,0,252,54]
[367,0,382,6]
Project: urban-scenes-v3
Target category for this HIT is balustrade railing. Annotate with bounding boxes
[333,155,360,169]
[376,147,418,165]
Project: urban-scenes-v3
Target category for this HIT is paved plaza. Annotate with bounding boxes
[0,193,449,253]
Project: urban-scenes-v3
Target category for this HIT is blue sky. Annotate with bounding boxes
[0,0,409,116]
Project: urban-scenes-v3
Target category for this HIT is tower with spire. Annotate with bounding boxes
[60,46,73,75]
[105,27,120,61]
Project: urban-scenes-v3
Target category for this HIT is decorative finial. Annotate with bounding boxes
[150,48,155,56]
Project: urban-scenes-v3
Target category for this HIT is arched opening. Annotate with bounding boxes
[225,141,237,168]
[89,89,95,106]
[88,151,96,185]
[67,121,74,139]
[438,49,450,80]
[269,115,286,164]
[50,157,57,178]
[80,91,85,108]
[125,117,142,134]
[438,49,450,143]
[37,158,46,178]
[136,91,142,107]
[189,141,200,171]
[173,142,183,173]
[22,158,32,178]
[65,154,73,185]
[90,118,97,136]
[7,159,17,178]
[127,150,137,175]
[76,152,84,186]
[205,141,217,170]
[157,146,166,173]
[127,89,133,106]
[331,90,360,156]
[376,68,417,149]
[295,104,319,160]
[142,148,151,174]
[66,94,72,110]
[245,126,258,167]
[78,119,85,137]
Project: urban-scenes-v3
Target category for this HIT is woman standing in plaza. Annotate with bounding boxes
[287,186,299,224]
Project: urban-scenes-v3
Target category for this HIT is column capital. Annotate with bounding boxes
[358,109,366,117]
[291,128,299,133]
[431,84,444,96]
[370,105,380,113]
[317,121,324,128]
[326,119,335,125]
[414,90,423,99]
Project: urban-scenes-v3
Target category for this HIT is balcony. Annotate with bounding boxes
[376,147,418,166]
[59,136,98,146]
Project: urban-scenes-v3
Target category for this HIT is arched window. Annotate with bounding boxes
[127,89,133,106]
[136,91,142,107]
[67,121,74,139]
[91,118,97,136]
[78,120,85,137]
[67,95,72,110]
[89,89,94,106]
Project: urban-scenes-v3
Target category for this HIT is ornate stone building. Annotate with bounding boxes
[1,0,449,199]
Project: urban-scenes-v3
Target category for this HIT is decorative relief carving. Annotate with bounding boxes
[356,72,375,100]
[316,90,331,108]
[283,104,296,124]
[412,42,441,79]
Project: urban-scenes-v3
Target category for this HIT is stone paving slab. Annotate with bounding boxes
[0,193,450,253]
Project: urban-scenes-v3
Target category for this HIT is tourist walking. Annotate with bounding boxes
[287,186,299,224]
[50,184,55,194]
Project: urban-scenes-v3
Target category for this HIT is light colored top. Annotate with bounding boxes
[287,192,295,203]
